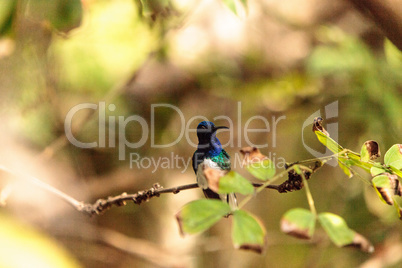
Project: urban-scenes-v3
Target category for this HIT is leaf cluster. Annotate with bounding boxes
[176,117,402,254]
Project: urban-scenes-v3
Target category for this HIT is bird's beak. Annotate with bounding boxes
[213,126,229,132]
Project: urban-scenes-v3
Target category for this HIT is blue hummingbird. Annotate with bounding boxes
[192,121,237,208]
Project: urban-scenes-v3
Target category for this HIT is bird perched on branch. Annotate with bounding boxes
[192,121,237,208]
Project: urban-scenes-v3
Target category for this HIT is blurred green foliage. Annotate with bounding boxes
[0,0,401,267]
[0,212,81,268]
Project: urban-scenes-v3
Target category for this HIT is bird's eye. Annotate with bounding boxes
[200,125,206,129]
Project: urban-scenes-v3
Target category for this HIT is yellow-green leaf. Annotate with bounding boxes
[246,159,276,181]
[318,212,373,253]
[318,212,354,246]
[176,200,231,235]
[232,210,266,254]
[280,208,315,239]
[338,160,353,178]
[219,171,254,195]
[314,130,344,154]
[372,174,402,206]
[392,196,402,220]
[384,144,402,169]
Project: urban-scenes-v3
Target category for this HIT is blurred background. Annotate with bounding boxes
[0,0,401,267]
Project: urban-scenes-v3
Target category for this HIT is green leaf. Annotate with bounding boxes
[314,131,344,154]
[0,213,81,268]
[389,165,402,178]
[345,153,373,172]
[232,210,266,254]
[318,212,355,247]
[360,144,370,162]
[370,165,387,177]
[318,212,375,253]
[338,160,353,178]
[176,200,231,235]
[392,196,402,220]
[372,174,392,188]
[246,159,276,181]
[218,171,254,195]
[372,175,391,205]
[337,152,373,177]
[372,174,402,206]
[384,144,402,169]
[280,208,315,239]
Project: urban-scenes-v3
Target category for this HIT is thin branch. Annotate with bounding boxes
[0,163,289,216]
[0,165,83,209]
[238,167,294,209]
[75,181,285,215]
[78,183,201,215]
[0,165,199,215]
[299,165,317,216]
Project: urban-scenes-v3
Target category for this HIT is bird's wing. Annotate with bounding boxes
[196,159,221,189]
[192,150,204,174]
[196,158,238,209]
[213,149,231,171]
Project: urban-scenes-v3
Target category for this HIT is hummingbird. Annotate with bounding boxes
[192,121,237,208]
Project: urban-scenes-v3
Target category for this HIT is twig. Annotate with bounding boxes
[0,165,83,209]
[0,163,288,216]
[78,183,201,215]
[299,165,317,216]
[77,181,287,215]
[252,183,280,190]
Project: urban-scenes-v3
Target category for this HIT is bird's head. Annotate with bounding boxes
[196,121,228,148]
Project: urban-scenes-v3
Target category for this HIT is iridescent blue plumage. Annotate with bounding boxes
[192,121,234,203]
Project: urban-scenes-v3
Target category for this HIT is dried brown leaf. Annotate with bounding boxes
[240,147,268,166]
[364,140,381,160]
[312,117,329,136]
[375,173,402,205]
[280,218,312,240]
[238,243,264,254]
[346,233,375,253]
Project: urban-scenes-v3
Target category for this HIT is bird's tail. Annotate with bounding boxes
[227,193,238,210]
[202,188,221,200]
